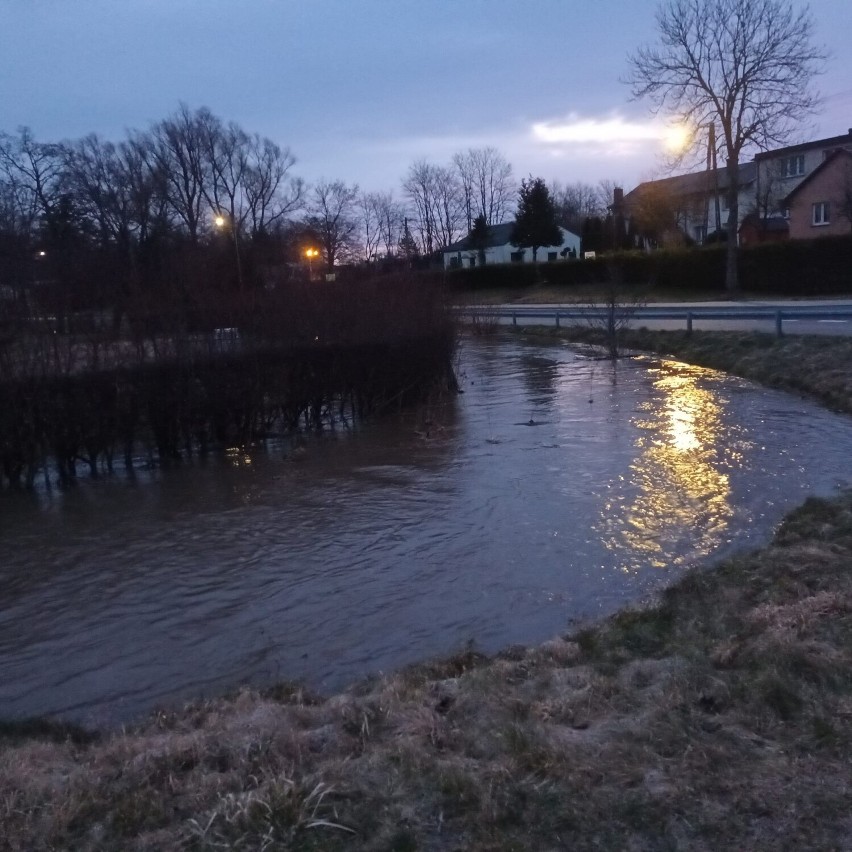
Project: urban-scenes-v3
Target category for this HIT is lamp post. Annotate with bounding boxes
[214,211,244,290]
[305,247,319,281]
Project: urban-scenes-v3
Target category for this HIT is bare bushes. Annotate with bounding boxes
[0,273,456,488]
[578,263,648,358]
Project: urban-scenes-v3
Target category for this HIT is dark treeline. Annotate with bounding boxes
[0,106,624,278]
[0,107,457,490]
[0,105,310,309]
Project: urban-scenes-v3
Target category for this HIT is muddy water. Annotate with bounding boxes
[1,338,851,727]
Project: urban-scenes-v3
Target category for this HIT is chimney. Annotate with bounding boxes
[612,186,624,212]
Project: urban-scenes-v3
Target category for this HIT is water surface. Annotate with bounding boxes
[1,338,850,726]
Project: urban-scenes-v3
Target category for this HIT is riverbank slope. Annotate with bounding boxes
[2,331,851,851]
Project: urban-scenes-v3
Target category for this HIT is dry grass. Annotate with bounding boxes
[453,283,792,306]
[2,492,851,850]
[3,333,852,850]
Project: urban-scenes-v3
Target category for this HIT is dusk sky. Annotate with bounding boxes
[2,0,851,195]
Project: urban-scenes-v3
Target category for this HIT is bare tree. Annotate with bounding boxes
[596,179,622,215]
[431,164,464,250]
[152,104,211,242]
[626,182,681,247]
[306,179,360,267]
[0,127,65,239]
[453,147,515,231]
[373,191,404,258]
[119,131,171,250]
[357,190,407,262]
[626,0,826,292]
[357,191,383,262]
[403,160,439,255]
[549,180,604,232]
[199,114,251,236]
[243,136,304,238]
[580,264,647,359]
[63,134,134,250]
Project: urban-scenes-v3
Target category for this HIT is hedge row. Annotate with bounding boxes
[0,274,456,489]
[447,234,852,295]
[0,339,455,489]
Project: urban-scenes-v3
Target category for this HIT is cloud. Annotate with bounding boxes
[531,113,673,148]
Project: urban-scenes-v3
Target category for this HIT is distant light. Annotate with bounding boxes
[532,114,694,153]
[533,116,664,144]
[305,248,319,258]
[37,250,46,257]
[664,122,693,153]
[214,215,226,228]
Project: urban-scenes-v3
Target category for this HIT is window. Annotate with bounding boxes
[468,255,476,268]
[510,250,525,263]
[783,154,805,178]
[812,202,830,225]
[694,225,707,243]
[547,251,558,262]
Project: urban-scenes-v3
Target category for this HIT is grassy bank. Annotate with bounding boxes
[522,326,852,416]
[3,333,852,851]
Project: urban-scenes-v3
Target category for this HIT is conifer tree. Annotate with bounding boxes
[468,214,490,265]
[510,177,561,261]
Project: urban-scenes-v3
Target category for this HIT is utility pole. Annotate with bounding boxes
[708,123,722,237]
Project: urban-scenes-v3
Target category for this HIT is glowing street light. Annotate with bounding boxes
[305,247,319,279]
[213,210,244,289]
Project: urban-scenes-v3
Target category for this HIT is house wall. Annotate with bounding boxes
[621,181,753,246]
[755,134,852,217]
[443,227,580,268]
[678,188,753,243]
[787,156,852,240]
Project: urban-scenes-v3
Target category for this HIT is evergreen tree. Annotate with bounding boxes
[510,177,561,261]
[468,214,490,265]
[397,217,419,262]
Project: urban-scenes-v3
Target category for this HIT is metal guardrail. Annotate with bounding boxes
[454,305,852,336]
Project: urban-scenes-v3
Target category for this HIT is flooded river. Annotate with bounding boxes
[1,337,851,727]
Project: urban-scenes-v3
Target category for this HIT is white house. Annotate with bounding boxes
[442,222,581,269]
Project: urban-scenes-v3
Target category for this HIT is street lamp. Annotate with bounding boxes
[305,247,319,280]
[213,210,243,289]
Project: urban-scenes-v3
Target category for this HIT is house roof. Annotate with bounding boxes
[621,162,756,209]
[444,221,515,253]
[783,148,852,204]
[754,129,852,162]
[444,221,577,253]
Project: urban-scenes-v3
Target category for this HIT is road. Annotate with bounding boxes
[458,299,852,337]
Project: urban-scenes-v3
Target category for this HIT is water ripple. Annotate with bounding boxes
[2,341,852,726]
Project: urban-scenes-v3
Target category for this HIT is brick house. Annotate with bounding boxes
[784,149,852,239]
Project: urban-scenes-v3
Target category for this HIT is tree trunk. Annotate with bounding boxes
[725,157,739,295]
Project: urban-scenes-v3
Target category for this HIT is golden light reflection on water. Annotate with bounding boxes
[225,446,255,467]
[597,360,736,573]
